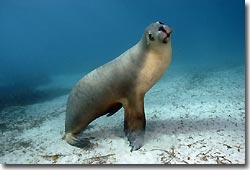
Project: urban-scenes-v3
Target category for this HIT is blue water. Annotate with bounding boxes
[0,1,246,164]
[0,0,245,109]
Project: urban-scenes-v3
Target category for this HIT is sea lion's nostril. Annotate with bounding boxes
[158,26,166,33]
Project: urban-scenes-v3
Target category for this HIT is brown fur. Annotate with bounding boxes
[65,21,172,151]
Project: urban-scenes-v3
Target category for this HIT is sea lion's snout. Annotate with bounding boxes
[156,21,172,35]
[158,24,172,44]
[158,25,172,37]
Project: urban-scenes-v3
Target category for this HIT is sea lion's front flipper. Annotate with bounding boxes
[124,95,146,152]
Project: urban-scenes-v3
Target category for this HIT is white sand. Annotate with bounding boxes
[0,65,245,164]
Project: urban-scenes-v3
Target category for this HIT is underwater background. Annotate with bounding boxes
[0,0,246,164]
[0,0,245,109]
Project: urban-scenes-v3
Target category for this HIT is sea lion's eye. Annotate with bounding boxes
[148,33,155,41]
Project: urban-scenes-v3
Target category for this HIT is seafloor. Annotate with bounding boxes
[0,65,245,164]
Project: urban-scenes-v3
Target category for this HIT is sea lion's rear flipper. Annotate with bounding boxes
[65,133,92,148]
[106,103,123,117]
[124,95,146,152]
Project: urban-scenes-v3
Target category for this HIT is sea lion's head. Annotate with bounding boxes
[143,21,172,48]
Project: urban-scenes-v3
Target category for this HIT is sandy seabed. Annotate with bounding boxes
[0,65,245,164]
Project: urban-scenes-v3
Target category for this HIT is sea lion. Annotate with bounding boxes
[65,21,172,151]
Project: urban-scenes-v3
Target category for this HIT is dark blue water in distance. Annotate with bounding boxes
[0,0,245,109]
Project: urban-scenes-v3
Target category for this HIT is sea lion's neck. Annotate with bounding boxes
[133,38,172,94]
[127,38,172,67]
